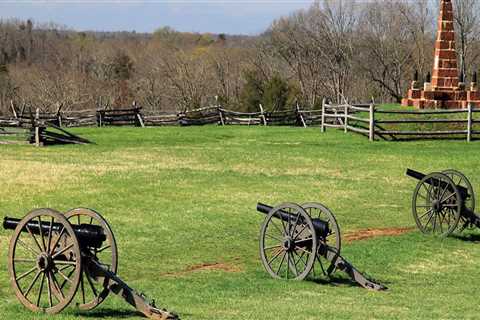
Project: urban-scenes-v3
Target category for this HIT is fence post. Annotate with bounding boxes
[344,104,348,133]
[321,98,326,132]
[218,106,225,126]
[96,108,104,127]
[369,103,375,141]
[259,104,267,126]
[10,100,18,119]
[56,102,62,127]
[467,102,472,142]
[296,102,307,128]
[35,108,40,147]
[133,101,145,128]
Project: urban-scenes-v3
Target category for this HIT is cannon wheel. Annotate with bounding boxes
[301,202,341,276]
[259,203,317,280]
[8,208,82,314]
[412,172,462,237]
[442,169,478,231]
[64,208,118,311]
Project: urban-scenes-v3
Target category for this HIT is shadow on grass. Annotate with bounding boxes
[74,308,143,318]
[451,233,480,242]
[310,276,391,289]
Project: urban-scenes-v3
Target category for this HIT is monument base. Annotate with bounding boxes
[401,88,480,109]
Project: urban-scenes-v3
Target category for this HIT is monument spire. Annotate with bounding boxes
[431,0,459,90]
[401,0,479,109]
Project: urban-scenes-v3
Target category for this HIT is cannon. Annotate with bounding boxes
[406,168,480,237]
[256,202,386,290]
[2,208,178,319]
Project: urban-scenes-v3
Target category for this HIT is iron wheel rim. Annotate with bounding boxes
[64,208,118,311]
[8,208,82,314]
[301,202,341,277]
[259,203,317,280]
[412,172,461,237]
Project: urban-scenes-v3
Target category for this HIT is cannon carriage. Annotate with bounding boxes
[406,168,480,237]
[256,202,386,290]
[2,208,178,319]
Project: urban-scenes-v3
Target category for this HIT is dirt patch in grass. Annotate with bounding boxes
[344,227,414,242]
[163,262,242,277]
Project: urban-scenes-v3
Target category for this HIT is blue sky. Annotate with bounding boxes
[0,1,313,35]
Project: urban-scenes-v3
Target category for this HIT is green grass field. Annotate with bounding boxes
[1,126,480,319]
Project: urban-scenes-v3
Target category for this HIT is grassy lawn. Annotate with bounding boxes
[1,125,479,319]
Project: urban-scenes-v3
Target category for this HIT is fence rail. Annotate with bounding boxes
[320,101,477,142]
[1,100,479,142]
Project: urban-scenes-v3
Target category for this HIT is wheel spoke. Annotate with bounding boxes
[290,214,301,237]
[36,272,45,307]
[52,243,74,259]
[285,253,290,279]
[316,255,327,276]
[14,258,36,263]
[85,271,98,297]
[443,204,459,207]
[293,224,308,240]
[16,266,37,281]
[96,245,111,254]
[439,183,449,203]
[294,246,313,255]
[442,192,456,203]
[56,269,73,284]
[17,238,39,256]
[267,248,284,266]
[54,260,77,266]
[293,250,307,269]
[275,252,287,276]
[418,208,434,220]
[25,225,44,253]
[49,227,66,255]
[46,271,53,307]
[80,271,86,304]
[60,267,76,290]
[270,219,284,236]
[438,212,444,233]
[265,233,283,242]
[291,252,299,276]
[23,271,41,298]
[46,217,54,254]
[264,244,282,250]
[51,272,65,299]
[37,216,47,252]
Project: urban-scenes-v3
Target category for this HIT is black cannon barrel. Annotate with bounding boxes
[406,168,469,198]
[3,216,106,248]
[257,203,329,238]
[405,169,426,181]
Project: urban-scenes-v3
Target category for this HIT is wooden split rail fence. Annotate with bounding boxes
[2,101,480,142]
[321,101,479,142]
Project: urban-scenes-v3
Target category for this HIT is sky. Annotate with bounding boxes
[0,1,314,35]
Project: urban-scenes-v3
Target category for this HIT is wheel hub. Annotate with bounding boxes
[282,237,295,251]
[432,200,442,213]
[36,253,53,271]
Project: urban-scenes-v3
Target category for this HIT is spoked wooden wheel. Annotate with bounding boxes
[259,203,317,280]
[8,208,82,314]
[64,208,118,311]
[412,173,461,237]
[442,169,478,231]
[302,202,341,276]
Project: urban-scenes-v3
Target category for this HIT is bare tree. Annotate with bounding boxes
[453,0,480,80]
[357,0,419,103]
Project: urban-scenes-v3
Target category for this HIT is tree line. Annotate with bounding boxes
[0,0,479,115]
